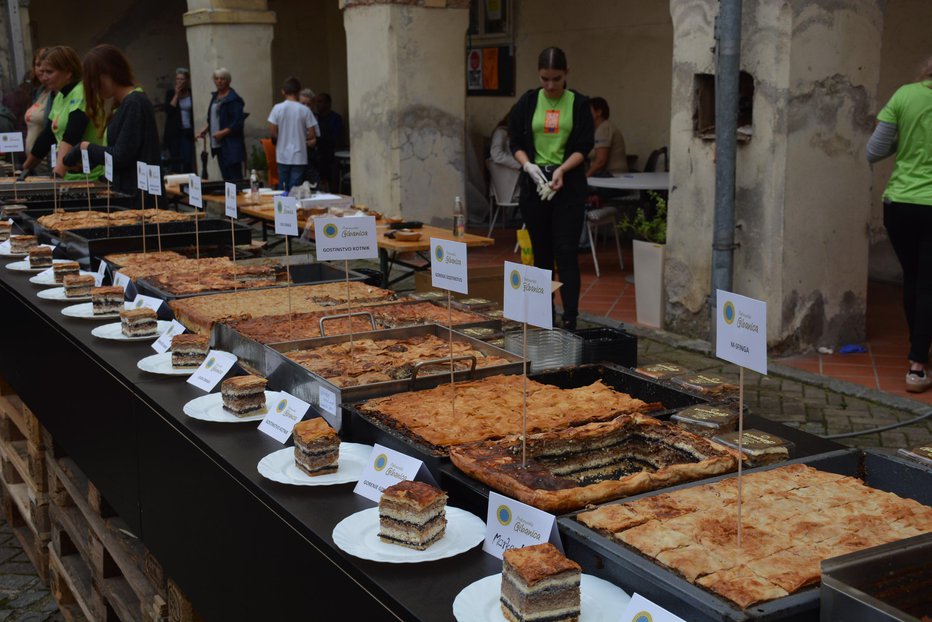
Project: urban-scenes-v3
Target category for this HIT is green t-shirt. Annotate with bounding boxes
[877,80,932,206]
[49,81,105,181]
[531,89,575,166]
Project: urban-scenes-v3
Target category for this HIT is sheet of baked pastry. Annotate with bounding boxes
[576,464,932,609]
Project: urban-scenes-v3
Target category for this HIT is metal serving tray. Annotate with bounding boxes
[266,324,524,436]
[557,449,932,622]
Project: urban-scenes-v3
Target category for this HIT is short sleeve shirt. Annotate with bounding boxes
[268,100,316,165]
[532,89,575,166]
[591,121,628,174]
[877,81,932,206]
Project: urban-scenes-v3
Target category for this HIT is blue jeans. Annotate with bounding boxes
[278,164,306,193]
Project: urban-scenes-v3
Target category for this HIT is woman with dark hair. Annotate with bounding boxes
[18,45,104,179]
[163,67,195,173]
[508,47,595,330]
[867,55,932,393]
[196,68,246,181]
[65,44,160,200]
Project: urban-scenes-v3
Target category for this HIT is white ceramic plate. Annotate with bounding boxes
[182,390,270,423]
[452,573,631,622]
[29,269,94,286]
[6,258,71,273]
[61,302,129,320]
[137,352,202,376]
[91,320,173,342]
[332,507,484,563]
[257,443,372,486]
[37,287,91,302]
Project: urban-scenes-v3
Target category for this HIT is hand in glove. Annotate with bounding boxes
[537,182,557,201]
[522,162,548,188]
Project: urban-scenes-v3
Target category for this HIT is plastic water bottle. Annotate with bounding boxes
[249,169,259,199]
[453,196,465,238]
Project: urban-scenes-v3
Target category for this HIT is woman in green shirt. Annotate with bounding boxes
[508,47,595,330]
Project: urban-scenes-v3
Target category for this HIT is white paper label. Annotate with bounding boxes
[503,261,553,329]
[0,132,24,153]
[186,350,237,392]
[430,238,468,295]
[151,319,186,354]
[224,182,237,218]
[313,215,378,261]
[136,161,147,191]
[147,165,161,196]
[113,271,130,291]
[104,152,113,182]
[94,260,107,287]
[353,443,437,502]
[482,491,561,559]
[318,385,337,416]
[188,174,203,209]
[620,594,687,622]
[273,196,299,236]
[50,144,57,169]
[131,293,162,312]
[715,289,768,375]
[37,267,54,281]
[80,148,90,174]
[257,391,310,444]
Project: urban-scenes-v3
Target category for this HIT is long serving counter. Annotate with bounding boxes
[0,249,501,620]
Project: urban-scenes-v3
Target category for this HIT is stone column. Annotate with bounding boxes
[184,0,276,180]
[342,0,469,224]
[664,0,883,353]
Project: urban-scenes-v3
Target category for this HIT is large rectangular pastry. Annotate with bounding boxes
[27,246,52,268]
[36,208,196,234]
[170,334,209,368]
[575,464,932,609]
[220,375,267,416]
[119,307,157,337]
[292,418,340,476]
[91,285,124,315]
[63,274,95,298]
[449,414,738,513]
[357,375,660,454]
[501,543,580,622]
[102,250,186,268]
[378,480,447,550]
[10,235,37,254]
[52,261,80,283]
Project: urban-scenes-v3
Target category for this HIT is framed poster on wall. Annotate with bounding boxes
[466,46,514,97]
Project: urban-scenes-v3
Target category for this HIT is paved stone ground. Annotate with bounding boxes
[0,514,61,621]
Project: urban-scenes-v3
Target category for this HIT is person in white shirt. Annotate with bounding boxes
[267,77,317,192]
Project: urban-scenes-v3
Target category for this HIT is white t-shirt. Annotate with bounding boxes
[267,100,317,165]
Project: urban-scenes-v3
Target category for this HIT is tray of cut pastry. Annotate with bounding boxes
[556,448,932,622]
[14,196,135,230]
[212,300,502,376]
[633,361,741,401]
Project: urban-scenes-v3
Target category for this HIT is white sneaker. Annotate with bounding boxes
[905,370,932,393]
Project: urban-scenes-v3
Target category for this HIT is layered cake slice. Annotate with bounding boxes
[501,543,581,622]
[91,286,125,315]
[9,234,36,254]
[170,334,209,368]
[53,261,80,283]
[292,418,340,476]
[63,274,95,298]
[220,375,267,416]
[378,480,447,550]
[120,307,157,337]
[0,220,12,242]
[28,246,53,268]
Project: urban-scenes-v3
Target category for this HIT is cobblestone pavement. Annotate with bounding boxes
[0,512,61,621]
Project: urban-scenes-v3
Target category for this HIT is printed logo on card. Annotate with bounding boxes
[323,223,339,238]
[276,398,288,414]
[434,245,444,262]
[723,300,735,325]
[134,299,144,308]
[509,269,521,289]
[496,505,512,526]
[205,356,216,369]
[632,613,653,622]
[374,454,388,471]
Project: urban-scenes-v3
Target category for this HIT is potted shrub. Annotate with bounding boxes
[618,191,666,327]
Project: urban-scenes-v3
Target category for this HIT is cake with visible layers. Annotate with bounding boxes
[119,307,157,337]
[0,221,11,242]
[27,246,52,268]
[9,235,36,254]
[292,418,340,476]
[501,543,581,622]
[91,286,124,315]
[378,481,447,550]
[52,261,80,283]
[170,334,209,368]
[63,274,95,298]
[220,375,267,416]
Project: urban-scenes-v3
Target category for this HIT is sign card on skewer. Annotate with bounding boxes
[81,148,92,211]
[104,152,113,236]
[147,165,163,253]
[714,289,767,550]
[0,133,24,202]
[353,443,437,502]
[429,237,468,417]
[224,182,238,289]
[620,593,687,622]
[136,162,148,254]
[257,391,310,444]
[274,196,300,335]
[50,144,58,210]
[482,491,560,560]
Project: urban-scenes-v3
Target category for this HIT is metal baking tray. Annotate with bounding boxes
[821,532,931,622]
[557,449,932,622]
[266,324,525,436]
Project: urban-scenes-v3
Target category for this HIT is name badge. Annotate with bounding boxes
[503,260,553,329]
[273,196,299,236]
[620,593,687,622]
[224,182,237,218]
[258,391,310,444]
[151,319,186,354]
[186,350,238,392]
[482,491,560,559]
[353,443,437,502]
[313,215,378,261]
[188,174,203,209]
[430,238,468,295]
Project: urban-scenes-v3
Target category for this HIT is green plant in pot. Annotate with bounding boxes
[618,190,666,244]
[619,190,667,327]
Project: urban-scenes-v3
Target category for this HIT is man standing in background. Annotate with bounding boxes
[268,76,316,192]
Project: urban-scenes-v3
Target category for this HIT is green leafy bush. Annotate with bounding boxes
[618,190,667,244]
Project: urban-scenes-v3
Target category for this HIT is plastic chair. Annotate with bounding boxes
[486,159,521,238]
[260,138,279,189]
[644,146,669,172]
[584,206,623,277]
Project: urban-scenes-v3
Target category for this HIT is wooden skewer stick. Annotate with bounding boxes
[736,365,745,552]
[448,289,455,419]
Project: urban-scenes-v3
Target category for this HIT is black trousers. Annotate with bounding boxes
[520,170,587,321]
[884,201,932,364]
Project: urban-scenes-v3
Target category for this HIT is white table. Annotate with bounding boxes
[587,172,669,191]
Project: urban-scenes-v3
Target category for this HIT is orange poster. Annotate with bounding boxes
[482,48,499,91]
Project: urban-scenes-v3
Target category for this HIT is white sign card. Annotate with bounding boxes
[317,385,338,429]
[151,319,187,354]
[188,174,202,209]
[136,161,147,191]
[715,289,768,375]
[94,260,108,287]
[224,182,237,218]
[0,132,24,153]
[186,350,238,392]
[273,196,299,236]
[503,261,553,330]
[36,267,54,281]
[257,391,310,444]
[313,215,378,261]
[620,593,687,622]
[104,152,113,182]
[50,144,57,169]
[482,491,560,559]
[430,237,468,295]
[146,165,161,196]
[353,443,438,502]
[112,271,130,291]
[131,293,163,312]
[80,148,90,174]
